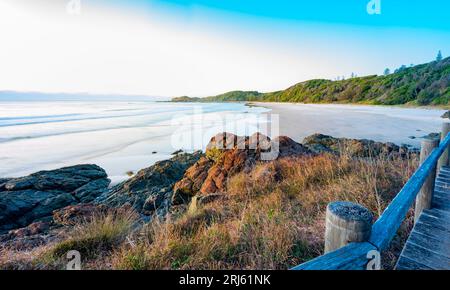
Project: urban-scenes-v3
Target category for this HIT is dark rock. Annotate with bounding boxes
[198,194,223,205]
[0,189,56,232]
[441,111,450,119]
[421,132,440,140]
[8,221,50,239]
[275,136,312,158]
[303,133,414,158]
[0,221,64,251]
[53,203,108,226]
[0,219,59,251]
[4,164,107,192]
[95,152,203,216]
[14,193,77,228]
[0,178,11,191]
[172,149,184,155]
[4,178,35,191]
[0,164,110,232]
[172,132,311,204]
[73,178,111,203]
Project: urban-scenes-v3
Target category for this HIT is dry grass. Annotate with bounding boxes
[2,152,417,270]
[33,207,139,269]
[110,152,418,270]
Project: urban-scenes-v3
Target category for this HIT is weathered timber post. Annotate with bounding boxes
[414,137,439,223]
[324,201,373,254]
[437,122,450,171]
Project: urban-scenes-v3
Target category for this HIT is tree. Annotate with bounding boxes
[384,68,390,75]
[436,50,443,61]
[395,65,407,73]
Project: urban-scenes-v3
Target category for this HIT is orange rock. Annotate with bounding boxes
[172,132,311,205]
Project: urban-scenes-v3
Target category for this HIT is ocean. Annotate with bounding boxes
[0,99,446,183]
[0,100,268,182]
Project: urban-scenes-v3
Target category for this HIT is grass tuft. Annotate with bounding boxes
[110,152,417,270]
[36,207,138,269]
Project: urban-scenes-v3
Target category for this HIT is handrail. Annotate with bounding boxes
[292,131,450,270]
[370,132,450,250]
[291,242,377,270]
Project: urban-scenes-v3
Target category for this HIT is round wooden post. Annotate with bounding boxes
[324,201,373,254]
[437,122,450,171]
[415,137,439,223]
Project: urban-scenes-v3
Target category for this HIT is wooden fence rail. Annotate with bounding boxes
[292,125,450,270]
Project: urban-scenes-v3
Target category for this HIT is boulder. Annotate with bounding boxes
[8,221,50,239]
[0,189,57,231]
[0,220,64,251]
[0,178,11,191]
[4,164,106,192]
[303,134,414,157]
[73,178,111,203]
[0,164,110,233]
[53,203,108,226]
[95,152,203,216]
[172,132,311,204]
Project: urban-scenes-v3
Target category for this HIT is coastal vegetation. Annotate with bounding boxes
[109,153,415,270]
[0,133,418,270]
[172,57,450,106]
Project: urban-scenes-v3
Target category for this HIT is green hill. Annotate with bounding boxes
[172,91,264,102]
[172,57,450,106]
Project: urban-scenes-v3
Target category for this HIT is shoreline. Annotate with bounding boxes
[1,101,445,179]
[249,102,445,149]
[245,101,450,111]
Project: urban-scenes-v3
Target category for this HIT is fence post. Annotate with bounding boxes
[414,137,439,223]
[324,201,373,254]
[437,122,450,171]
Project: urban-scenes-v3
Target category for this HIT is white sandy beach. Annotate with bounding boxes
[259,102,446,147]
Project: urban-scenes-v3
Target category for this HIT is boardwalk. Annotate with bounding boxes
[396,166,450,270]
[293,124,450,270]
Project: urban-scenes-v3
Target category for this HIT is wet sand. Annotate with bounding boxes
[257,102,446,147]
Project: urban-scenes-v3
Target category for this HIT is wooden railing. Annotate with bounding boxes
[292,123,450,270]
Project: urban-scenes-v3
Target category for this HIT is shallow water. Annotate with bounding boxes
[0,101,446,181]
[0,101,268,181]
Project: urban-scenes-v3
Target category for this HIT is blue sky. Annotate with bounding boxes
[0,0,449,96]
[105,0,450,31]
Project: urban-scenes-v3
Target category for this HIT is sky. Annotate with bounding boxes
[0,0,449,97]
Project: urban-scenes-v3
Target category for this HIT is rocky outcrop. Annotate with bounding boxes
[0,203,111,251]
[303,134,414,157]
[172,132,312,204]
[0,221,56,250]
[52,203,108,226]
[95,152,203,216]
[0,165,110,233]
